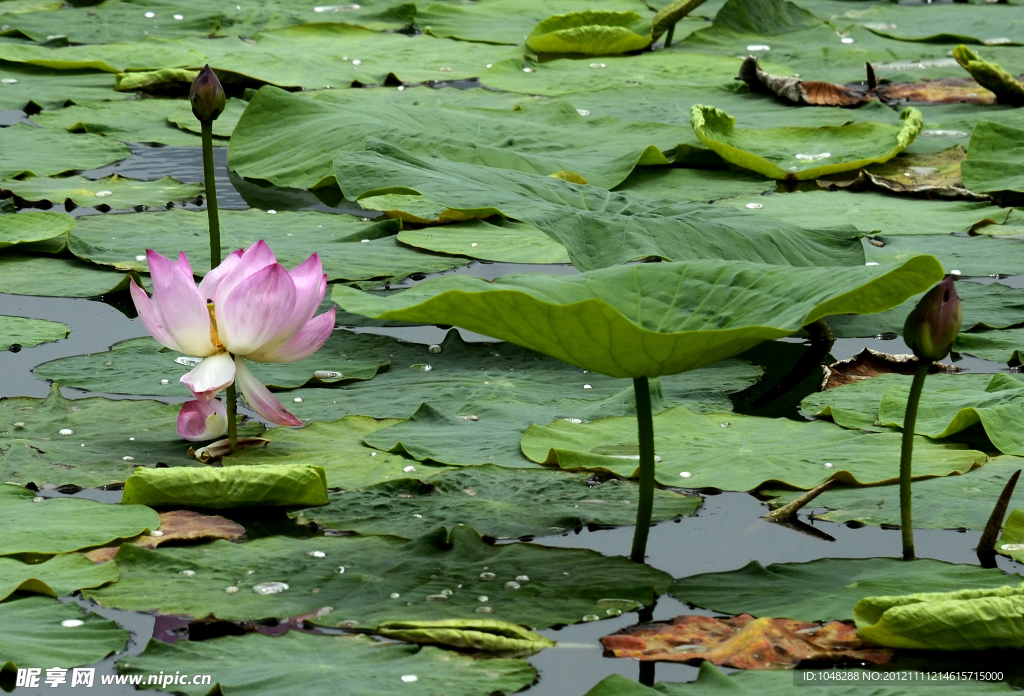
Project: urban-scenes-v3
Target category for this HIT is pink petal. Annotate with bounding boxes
[254,256,326,356]
[197,247,244,303]
[234,356,302,426]
[203,240,278,309]
[177,398,228,442]
[217,262,297,355]
[130,278,184,352]
[147,249,216,357]
[248,308,335,363]
[175,251,194,279]
[180,352,236,395]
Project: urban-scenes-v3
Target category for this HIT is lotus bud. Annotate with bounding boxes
[189,64,226,122]
[177,398,228,442]
[903,276,961,362]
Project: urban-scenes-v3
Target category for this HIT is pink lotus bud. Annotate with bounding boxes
[189,64,226,122]
[903,276,961,362]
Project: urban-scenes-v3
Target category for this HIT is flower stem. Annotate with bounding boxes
[201,121,221,269]
[900,359,930,560]
[630,376,656,564]
[663,23,676,49]
[226,383,238,453]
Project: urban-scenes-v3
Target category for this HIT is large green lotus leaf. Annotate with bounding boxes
[333,142,866,272]
[0,124,129,179]
[762,455,1024,530]
[853,3,1024,45]
[706,0,820,36]
[333,256,943,379]
[0,255,139,298]
[2,175,202,210]
[0,39,204,72]
[118,632,535,696]
[35,333,391,396]
[68,208,466,284]
[865,234,1024,277]
[954,327,1024,365]
[691,105,922,181]
[229,86,688,191]
[0,64,130,111]
[0,211,73,252]
[86,526,672,629]
[669,557,1021,622]
[397,218,571,264]
[615,167,772,203]
[526,11,653,55]
[962,121,1024,195]
[121,464,329,508]
[31,97,209,147]
[293,465,700,539]
[166,96,246,138]
[801,372,910,432]
[521,406,984,491]
[827,280,1024,338]
[720,191,1015,237]
[0,483,158,555]
[420,0,647,45]
[0,552,118,601]
[0,315,68,351]
[855,584,1024,651]
[0,385,262,487]
[0,596,129,672]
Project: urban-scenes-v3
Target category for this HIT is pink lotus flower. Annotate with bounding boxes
[129,240,335,439]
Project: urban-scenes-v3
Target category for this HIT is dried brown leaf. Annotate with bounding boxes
[84,510,244,563]
[823,348,957,390]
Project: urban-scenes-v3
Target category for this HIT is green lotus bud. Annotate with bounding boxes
[189,64,226,122]
[903,276,961,362]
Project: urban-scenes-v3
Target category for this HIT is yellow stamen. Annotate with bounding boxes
[207,302,224,351]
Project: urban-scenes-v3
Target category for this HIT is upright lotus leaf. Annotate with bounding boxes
[691,105,923,180]
[0,211,74,252]
[526,11,653,55]
[0,315,68,351]
[0,123,129,179]
[377,618,556,653]
[333,141,866,272]
[117,632,537,696]
[707,0,821,36]
[953,45,1024,106]
[1,175,203,210]
[86,527,671,629]
[962,121,1024,196]
[0,596,129,672]
[0,483,158,556]
[0,553,119,601]
[333,257,943,379]
[854,584,1024,650]
[669,557,1022,622]
[120,465,329,509]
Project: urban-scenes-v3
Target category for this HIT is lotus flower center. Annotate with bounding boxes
[207,302,225,351]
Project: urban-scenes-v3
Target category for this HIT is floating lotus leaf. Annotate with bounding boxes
[377,618,556,653]
[0,123,129,179]
[526,11,653,55]
[855,584,1024,651]
[86,526,671,629]
[962,121,1024,196]
[1,175,202,210]
[521,406,984,491]
[0,553,118,602]
[292,465,700,539]
[117,632,536,696]
[0,482,158,555]
[0,315,68,351]
[0,40,203,72]
[121,464,329,509]
[0,255,140,298]
[333,256,943,379]
[31,98,212,147]
[0,211,73,253]
[865,234,1024,278]
[397,218,571,264]
[856,4,1024,46]
[0,596,128,672]
[0,64,132,111]
[691,105,923,181]
[955,327,1024,365]
[707,0,820,36]
[670,558,1021,622]
[614,167,772,203]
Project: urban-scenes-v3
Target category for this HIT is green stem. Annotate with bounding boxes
[663,23,676,49]
[201,121,221,269]
[899,359,930,560]
[630,377,656,564]
[226,382,238,453]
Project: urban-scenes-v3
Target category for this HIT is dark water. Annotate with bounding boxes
[2,142,1022,695]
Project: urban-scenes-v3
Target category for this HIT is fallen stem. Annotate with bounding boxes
[763,479,837,521]
[201,120,222,268]
[630,376,656,564]
[899,359,931,560]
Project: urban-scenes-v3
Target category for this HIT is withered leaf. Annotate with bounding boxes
[85,510,245,563]
[737,56,873,107]
[817,147,990,201]
[823,349,957,390]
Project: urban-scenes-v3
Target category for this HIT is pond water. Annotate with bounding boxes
[2,141,1022,695]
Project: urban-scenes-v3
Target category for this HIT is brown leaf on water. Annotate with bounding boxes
[817,147,990,201]
[601,614,893,668]
[84,510,244,563]
[822,348,957,390]
[877,77,997,106]
[737,57,873,107]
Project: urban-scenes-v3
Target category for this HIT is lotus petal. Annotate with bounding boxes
[177,398,228,442]
[129,278,184,353]
[234,356,302,426]
[181,352,235,396]
[146,249,215,357]
[217,262,297,356]
[247,307,335,364]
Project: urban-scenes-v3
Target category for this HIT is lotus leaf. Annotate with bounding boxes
[396,218,571,264]
[0,482,157,555]
[85,527,671,629]
[0,315,68,350]
[0,211,73,252]
[953,45,1024,106]
[0,123,129,179]
[31,97,211,147]
[293,465,700,539]
[0,64,132,111]
[707,0,820,36]
[333,256,943,379]
[0,596,128,672]
[526,11,653,55]
[858,5,1024,46]
[855,584,1024,650]
[376,618,556,653]
[801,372,908,433]
[117,632,537,696]
[0,40,203,72]
[1,174,202,210]
[166,96,246,137]
[670,557,1021,622]
[962,121,1024,196]
[865,234,1024,278]
[955,327,1024,365]
[615,167,772,203]
[0,552,118,601]
[120,464,329,509]
[691,105,923,180]
[6,0,225,44]
[0,255,140,298]
[996,507,1024,562]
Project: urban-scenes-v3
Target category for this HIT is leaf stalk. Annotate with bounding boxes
[899,359,930,560]
[630,376,656,563]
